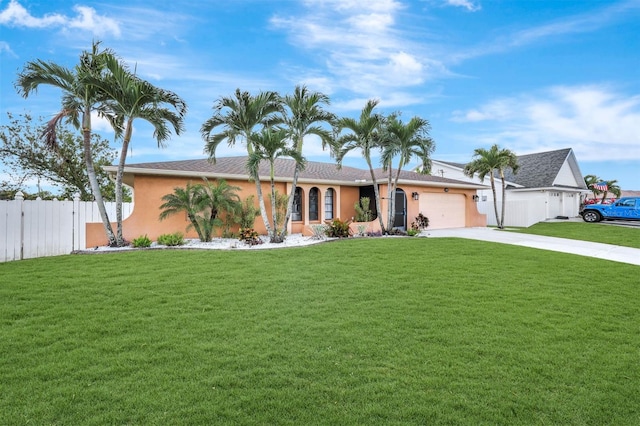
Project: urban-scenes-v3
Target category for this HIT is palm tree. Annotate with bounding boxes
[334,99,386,232]
[199,178,241,240]
[584,174,601,202]
[247,128,304,243]
[281,85,334,235]
[15,41,118,245]
[159,181,208,241]
[201,89,282,239]
[201,89,282,160]
[95,54,187,246]
[463,144,519,229]
[380,114,434,230]
[600,179,622,203]
[159,179,241,242]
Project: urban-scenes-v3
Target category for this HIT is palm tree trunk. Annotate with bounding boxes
[366,158,386,234]
[115,120,133,246]
[489,174,501,229]
[187,213,205,242]
[82,109,116,246]
[281,163,301,240]
[386,168,394,231]
[500,171,507,229]
[282,136,306,240]
[254,177,272,239]
[269,167,281,243]
[389,161,404,230]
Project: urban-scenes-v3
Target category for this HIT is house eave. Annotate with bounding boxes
[109,166,488,189]
[508,186,590,193]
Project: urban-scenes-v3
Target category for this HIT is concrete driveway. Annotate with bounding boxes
[424,227,640,266]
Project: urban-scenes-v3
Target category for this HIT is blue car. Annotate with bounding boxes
[581,197,640,222]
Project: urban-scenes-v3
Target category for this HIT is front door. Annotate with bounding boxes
[393,189,407,229]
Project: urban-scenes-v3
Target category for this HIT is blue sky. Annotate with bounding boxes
[1,0,639,190]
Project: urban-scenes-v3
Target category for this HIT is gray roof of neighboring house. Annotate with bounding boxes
[118,156,485,188]
[503,148,586,189]
[436,148,587,190]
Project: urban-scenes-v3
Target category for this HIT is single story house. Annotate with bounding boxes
[429,148,590,227]
[87,156,487,246]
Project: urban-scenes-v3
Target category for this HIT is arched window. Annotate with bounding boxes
[309,187,319,221]
[292,187,303,221]
[324,188,334,220]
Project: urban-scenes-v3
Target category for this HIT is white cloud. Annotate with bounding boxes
[0,40,16,56]
[303,0,402,14]
[0,0,120,37]
[453,1,640,62]
[90,112,115,134]
[451,99,516,122]
[66,6,120,37]
[444,0,481,12]
[451,85,640,161]
[271,0,445,104]
[0,0,65,27]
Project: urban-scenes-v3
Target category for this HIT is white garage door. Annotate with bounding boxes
[419,193,466,229]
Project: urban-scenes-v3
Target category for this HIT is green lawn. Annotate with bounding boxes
[507,221,640,249]
[1,238,639,424]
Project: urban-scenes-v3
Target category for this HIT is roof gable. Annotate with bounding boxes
[502,148,587,189]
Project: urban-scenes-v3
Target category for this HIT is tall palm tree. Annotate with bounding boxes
[281,85,335,235]
[201,89,282,160]
[463,144,519,229]
[600,179,622,203]
[334,99,385,232]
[95,54,187,246]
[201,89,282,238]
[247,128,304,243]
[380,115,434,230]
[15,41,118,245]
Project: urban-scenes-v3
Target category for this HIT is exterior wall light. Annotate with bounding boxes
[472,195,480,202]
[412,192,419,201]
[444,187,449,193]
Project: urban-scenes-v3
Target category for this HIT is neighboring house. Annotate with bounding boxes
[429,148,590,227]
[87,156,488,246]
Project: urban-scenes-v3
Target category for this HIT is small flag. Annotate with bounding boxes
[592,182,608,191]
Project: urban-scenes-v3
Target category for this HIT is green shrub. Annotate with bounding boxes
[415,213,429,229]
[354,197,372,222]
[407,220,422,237]
[407,222,420,237]
[157,232,184,246]
[355,224,368,237]
[269,191,289,229]
[238,228,262,246]
[325,218,352,238]
[309,224,329,240]
[238,195,261,229]
[132,235,152,248]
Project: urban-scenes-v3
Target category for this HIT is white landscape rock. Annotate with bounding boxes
[90,234,332,252]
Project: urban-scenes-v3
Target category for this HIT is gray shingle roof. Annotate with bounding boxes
[502,148,584,188]
[120,156,483,187]
[436,148,587,190]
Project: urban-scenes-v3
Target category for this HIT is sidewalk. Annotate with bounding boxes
[424,227,640,266]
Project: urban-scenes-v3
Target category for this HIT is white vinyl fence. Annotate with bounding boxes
[482,199,547,228]
[0,192,133,262]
